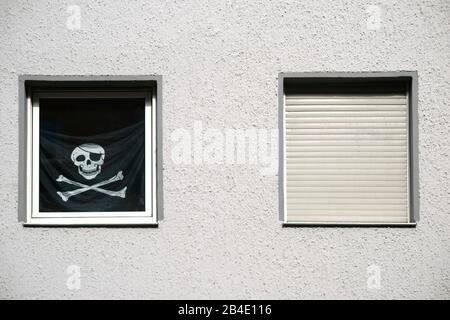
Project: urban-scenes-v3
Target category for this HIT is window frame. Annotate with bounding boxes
[19,76,162,226]
[278,72,419,227]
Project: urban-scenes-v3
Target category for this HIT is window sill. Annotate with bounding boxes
[282,222,417,228]
[23,217,158,227]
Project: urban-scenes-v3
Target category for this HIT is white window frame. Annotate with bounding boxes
[24,89,157,226]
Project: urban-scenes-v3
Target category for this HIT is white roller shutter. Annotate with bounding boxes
[284,92,409,223]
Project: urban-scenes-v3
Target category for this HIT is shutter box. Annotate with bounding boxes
[280,73,418,226]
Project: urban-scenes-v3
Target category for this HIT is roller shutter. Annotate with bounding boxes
[284,88,409,223]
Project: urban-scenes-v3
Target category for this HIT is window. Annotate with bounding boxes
[279,72,419,226]
[19,76,161,226]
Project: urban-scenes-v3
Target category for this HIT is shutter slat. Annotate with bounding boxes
[287,181,406,187]
[286,140,406,146]
[285,98,406,105]
[286,216,407,223]
[285,92,409,223]
[287,174,406,181]
[286,151,406,157]
[287,146,407,152]
[286,94,405,98]
[285,105,406,111]
[288,204,406,210]
[287,169,406,174]
[286,111,406,117]
[287,186,406,192]
[288,210,406,215]
[287,192,406,199]
[286,117,407,123]
[286,158,406,163]
[286,134,406,140]
[287,123,406,129]
[288,198,406,204]
[286,128,407,134]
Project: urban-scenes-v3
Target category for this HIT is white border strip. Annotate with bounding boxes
[27,90,157,225]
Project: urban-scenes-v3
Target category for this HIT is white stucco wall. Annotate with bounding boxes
[0,0,449,299]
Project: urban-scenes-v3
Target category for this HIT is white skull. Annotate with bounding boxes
[71,143,105,180]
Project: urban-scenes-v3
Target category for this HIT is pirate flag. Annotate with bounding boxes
[39,98,145,212]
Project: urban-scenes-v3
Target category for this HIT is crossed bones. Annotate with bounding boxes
[56,171,127,202]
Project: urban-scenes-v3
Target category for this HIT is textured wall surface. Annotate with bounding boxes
[0,0,449,299]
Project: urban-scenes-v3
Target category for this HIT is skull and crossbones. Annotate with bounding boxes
[56,143,127,202]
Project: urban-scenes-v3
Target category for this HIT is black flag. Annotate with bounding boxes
[39,98,146,212]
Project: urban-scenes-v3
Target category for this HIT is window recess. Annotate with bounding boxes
[19,76,162,226]
[280,73,418,226]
